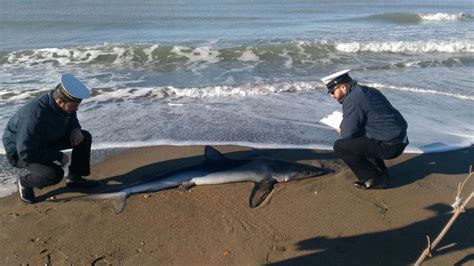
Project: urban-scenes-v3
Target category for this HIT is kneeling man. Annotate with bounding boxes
[3,74,99,204]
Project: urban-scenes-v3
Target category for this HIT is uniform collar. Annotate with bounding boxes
[48,91,70,116]
[338,81,357,104]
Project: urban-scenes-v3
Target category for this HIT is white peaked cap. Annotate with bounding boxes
[60,74,91,100]
[320,69,351,85]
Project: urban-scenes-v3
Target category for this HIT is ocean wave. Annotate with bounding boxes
[0,82,317,103]
[2,80,472,104]
[0,41,335,68]
[419,12,468,21]
[362,57,474,70]
[369,83,474,101]
[336,40,474,53]
[361,12,470,24]
[1,40,472,69]
[0,43,276,67]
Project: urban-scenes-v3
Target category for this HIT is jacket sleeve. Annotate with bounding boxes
[16,113,63,163]
[340,101,365,139]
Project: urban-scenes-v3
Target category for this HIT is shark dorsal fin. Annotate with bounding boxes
[204,146,228,162]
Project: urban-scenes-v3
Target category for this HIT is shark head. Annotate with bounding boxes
[248,159,333,208]
[266,159,333,183]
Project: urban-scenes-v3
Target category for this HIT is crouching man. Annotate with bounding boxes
[321,70,408,189]
[3,74,99,204]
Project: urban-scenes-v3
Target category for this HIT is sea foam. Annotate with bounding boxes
[369,83,474,101]
[419,12,465,21]
[336,40,474,53]
[2,82,317,103]
[3,80,472,105]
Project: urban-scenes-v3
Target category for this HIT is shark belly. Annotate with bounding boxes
[128,170,211,194]
[191,170,266,186]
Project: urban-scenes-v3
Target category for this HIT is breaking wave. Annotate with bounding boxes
[2,80,472,105]
[0,82,317,103]
[1,40,472,68]
[419,12,469,21]
[360,12,471,24]
[368,83,474,101]
[335,40,474,53]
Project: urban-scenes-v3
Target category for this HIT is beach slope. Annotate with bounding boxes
[0,145,472,265]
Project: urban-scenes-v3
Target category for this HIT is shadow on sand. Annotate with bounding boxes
[36,146,473,202]
[36,148,257,201]
[33,146,473,264]
[388,146,473,188]
[265,146,473,265]
[267,206,473,265]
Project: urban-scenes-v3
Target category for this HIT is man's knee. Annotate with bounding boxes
[380,143,407,160]
[24,166,64,188]
[81,130,92,144]
[39,167,64,187]
[333,139,346,157]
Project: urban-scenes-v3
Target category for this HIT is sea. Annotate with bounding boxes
[0,0,473,197]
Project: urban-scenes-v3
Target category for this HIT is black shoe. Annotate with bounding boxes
[17,179,36,204]
[353,176,388,190]
[65,176,100,188]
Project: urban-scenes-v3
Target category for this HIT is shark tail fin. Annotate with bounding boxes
[178,181,196,191]
[78,192,129,214]
[249,179,276,208]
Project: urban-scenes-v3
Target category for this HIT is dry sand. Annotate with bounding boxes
[0,145,473,265]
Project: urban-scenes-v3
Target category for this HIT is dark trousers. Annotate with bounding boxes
[333,137,407,180]
[17,130,92,189]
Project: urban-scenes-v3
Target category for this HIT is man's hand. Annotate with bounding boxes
[70,128,84,146]
[61,154,70,167]
[336,128,341,135]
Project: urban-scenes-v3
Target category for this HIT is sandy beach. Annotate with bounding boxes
[0,145,472,265]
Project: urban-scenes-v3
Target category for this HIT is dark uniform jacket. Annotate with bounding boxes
[2,91,81,166]
[340,81,408,145]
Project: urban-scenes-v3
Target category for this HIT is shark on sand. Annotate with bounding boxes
[60,146,333,213]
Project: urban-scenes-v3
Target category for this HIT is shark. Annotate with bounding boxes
[65,146,332,213]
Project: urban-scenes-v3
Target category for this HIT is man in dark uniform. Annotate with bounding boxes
[321,70,408,189]
[3,74,99,204]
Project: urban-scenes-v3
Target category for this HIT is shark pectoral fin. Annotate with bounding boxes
[248,179,277,208]
[178,181,196,191]
[112,192,128,214]
[78,191,129,214]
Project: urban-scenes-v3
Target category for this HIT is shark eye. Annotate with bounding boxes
[305,170,312,176]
